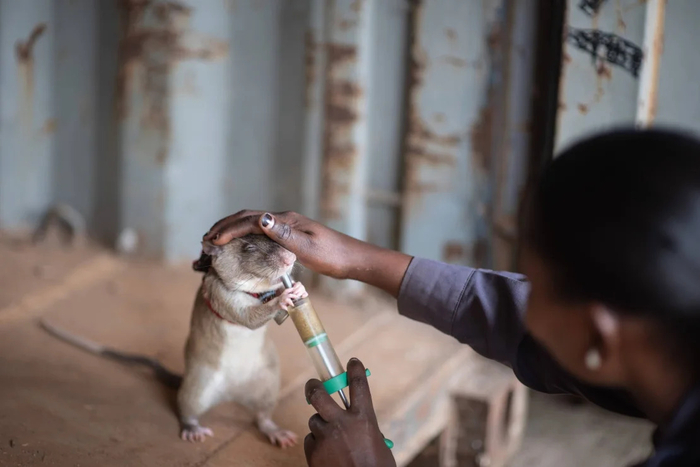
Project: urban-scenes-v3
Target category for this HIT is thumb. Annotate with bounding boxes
[259,213,296,248]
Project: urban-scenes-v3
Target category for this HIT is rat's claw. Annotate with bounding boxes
[181,426,213,443]
[267,429,298,449]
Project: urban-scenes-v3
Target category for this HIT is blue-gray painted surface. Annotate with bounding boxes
[555,0,646,152]
[318,0,370,244]
[0,0,540,270]
[0,0,54,228]
[53,0,98,226]
[365,0,409,250]
[166,0,231,261]
[655,0,700,135]
[399,0,505,267]
[492,0,537,270]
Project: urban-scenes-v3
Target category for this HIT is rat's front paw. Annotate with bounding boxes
[276,281,308,310]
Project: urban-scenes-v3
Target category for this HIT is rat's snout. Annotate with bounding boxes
[193,251,212,273]
[281,250,296,267]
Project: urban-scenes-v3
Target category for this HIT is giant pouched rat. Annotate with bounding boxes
[40,234,307,448]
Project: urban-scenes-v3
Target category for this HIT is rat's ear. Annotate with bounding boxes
[202,240,223,256]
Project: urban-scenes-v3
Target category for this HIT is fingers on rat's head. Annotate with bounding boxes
[260,213,295,245]
[202,240,223,256]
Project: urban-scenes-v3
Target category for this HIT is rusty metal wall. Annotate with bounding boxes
[398,0,536,270]
[555,0,700,152]
[0,0,539,268]
[654,0,700,133]
[0,1,55,229]
[555,0,646,152]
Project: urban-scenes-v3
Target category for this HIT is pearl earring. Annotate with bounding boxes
[585,348,602,371]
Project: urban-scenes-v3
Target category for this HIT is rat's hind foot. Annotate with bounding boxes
[180,423,214,442]
[264,427,298,449]
[256,416,298,448]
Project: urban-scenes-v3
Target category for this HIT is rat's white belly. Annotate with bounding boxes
[216,324,270,380]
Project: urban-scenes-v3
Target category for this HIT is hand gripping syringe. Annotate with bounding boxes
[274,274,393,450]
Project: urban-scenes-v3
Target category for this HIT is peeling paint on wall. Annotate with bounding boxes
[115,0,228,141]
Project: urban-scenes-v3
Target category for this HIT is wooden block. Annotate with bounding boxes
[439,357,528,467]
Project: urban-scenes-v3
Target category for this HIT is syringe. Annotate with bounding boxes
[274,274,393,450]
[277,274,350,407]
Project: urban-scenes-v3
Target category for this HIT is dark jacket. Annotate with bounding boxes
[397,258,700,467]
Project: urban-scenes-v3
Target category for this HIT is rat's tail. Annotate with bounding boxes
[39,319,183,389]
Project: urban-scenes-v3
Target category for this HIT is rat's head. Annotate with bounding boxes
[196,235,296,292]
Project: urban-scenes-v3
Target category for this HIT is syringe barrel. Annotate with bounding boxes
[288,297,344,381]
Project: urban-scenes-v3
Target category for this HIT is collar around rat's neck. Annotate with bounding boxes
[203,286,278,325]
[204,298,238,325]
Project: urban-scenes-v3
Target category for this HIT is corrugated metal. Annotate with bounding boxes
[318,0,370,244]
[398,0,534,270]
[555,0,700,154]
[0,0,539,270]
[555,0,646,152]
[0,0,55,228]
[492,0,537,271]
[654,0,700,133]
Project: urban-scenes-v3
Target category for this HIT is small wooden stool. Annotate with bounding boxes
[440,356,528,467]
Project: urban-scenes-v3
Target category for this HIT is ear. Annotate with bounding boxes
[202,240,223,256]
[591,305,620,342]
[590,305,622,373]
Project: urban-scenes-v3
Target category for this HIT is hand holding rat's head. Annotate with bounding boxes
[203,211,353,280]
[197,234,296,292]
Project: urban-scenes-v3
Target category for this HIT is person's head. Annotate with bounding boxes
[521,128,700,389]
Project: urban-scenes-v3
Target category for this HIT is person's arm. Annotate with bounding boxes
[205,211,527,364]
[398,257,529,367]
[397,258,646,417]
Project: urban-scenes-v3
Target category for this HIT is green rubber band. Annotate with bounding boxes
[303,333,328,348]
[305,368,393,449]
[306,369,371,403]
[321,368,371,394]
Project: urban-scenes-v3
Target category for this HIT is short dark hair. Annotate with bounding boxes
[525,127,700,368]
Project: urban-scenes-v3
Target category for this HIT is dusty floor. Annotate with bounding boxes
[407,393,654,467]
[0,236,654,467]
[511,393,653,467]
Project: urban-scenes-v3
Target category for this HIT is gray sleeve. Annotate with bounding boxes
[397,257,530,367]
[397,258,646,418]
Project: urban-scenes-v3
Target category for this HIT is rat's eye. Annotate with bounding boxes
[243,243,257,252]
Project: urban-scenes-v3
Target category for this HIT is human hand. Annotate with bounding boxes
[203,211,356,279]
[304,358,396,467]
[203,210,412,297]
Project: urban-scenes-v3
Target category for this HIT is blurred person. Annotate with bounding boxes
[203,128,700,467]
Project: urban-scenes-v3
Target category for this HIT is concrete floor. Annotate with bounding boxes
[0,235,654,467]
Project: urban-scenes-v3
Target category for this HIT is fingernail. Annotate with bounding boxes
[349,358,360,364]
[261,213,273,228]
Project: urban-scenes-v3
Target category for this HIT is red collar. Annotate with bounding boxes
[246,290,277,303]
[204,298,239,325]
[204,290,277,325]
